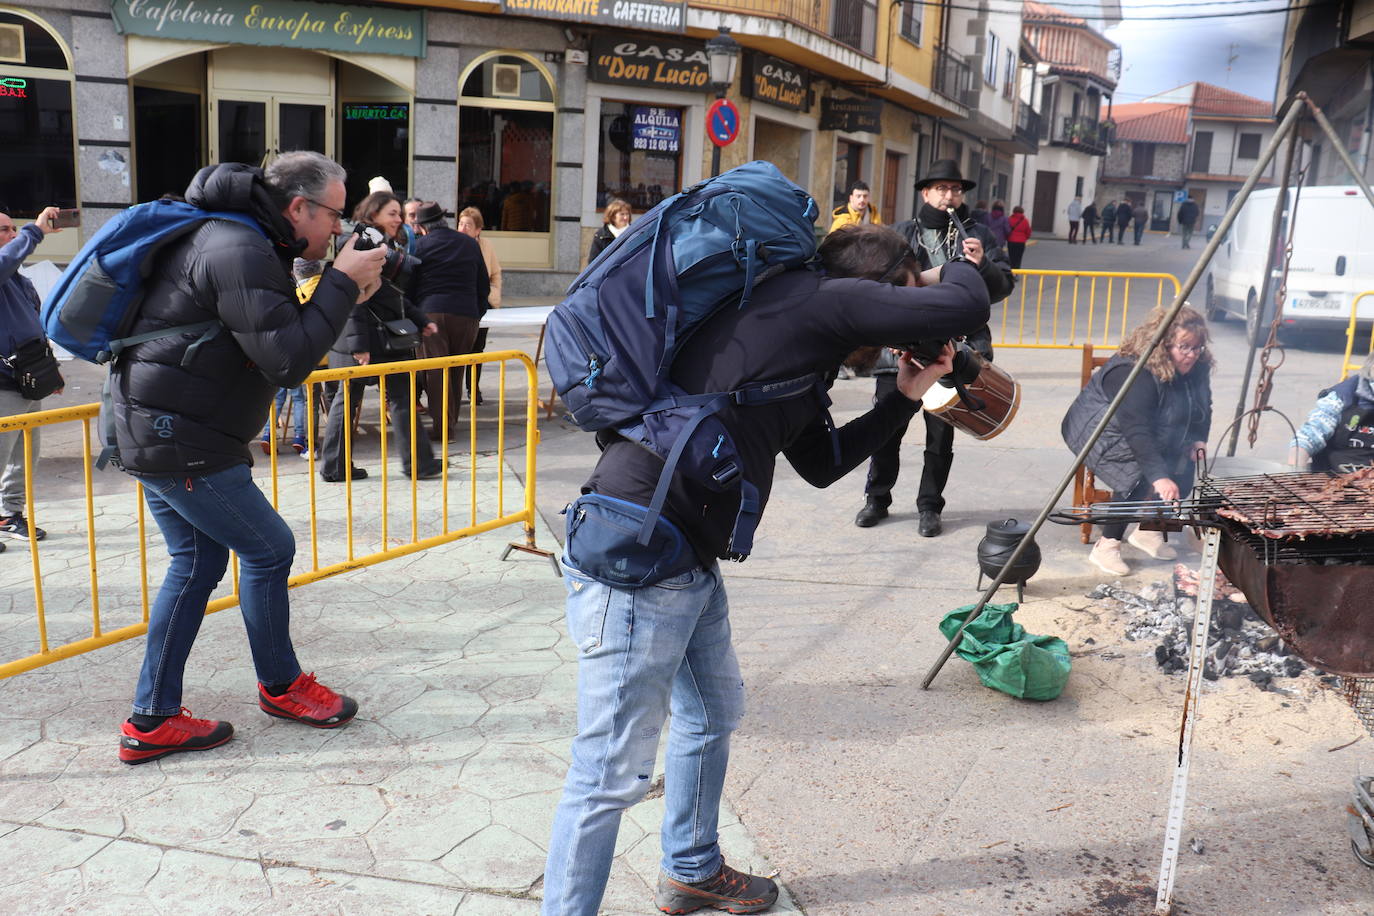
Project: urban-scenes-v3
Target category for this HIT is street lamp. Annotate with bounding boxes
[706,25,740,177]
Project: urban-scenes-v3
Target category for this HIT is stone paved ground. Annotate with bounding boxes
[0,504,797,915]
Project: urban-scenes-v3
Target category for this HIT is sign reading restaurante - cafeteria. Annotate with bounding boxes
[110,0,426,58]
[590,34,707,90]
[500,0,686,33]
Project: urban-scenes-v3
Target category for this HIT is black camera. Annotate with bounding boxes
[905,339,983,387]
[351,223,419,288]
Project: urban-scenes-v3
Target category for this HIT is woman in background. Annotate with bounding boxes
[1005,205,1032,269]
[588,198,632,262]
[457,206,502,406]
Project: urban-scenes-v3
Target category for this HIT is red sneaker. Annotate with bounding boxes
[258,672,358,728]
[118,708,234,765]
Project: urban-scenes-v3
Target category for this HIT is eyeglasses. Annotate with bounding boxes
[928,184,965,195]
[304,197,345,222]
[1170,344,1206,355]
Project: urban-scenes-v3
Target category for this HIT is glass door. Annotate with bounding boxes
[217,98,267,165]
[212,93,330,166]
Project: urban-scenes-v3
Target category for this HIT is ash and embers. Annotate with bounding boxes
[1087,564,1306,689]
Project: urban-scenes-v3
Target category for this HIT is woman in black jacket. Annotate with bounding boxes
[319,191,441,482]
[587,198,632,263]
[1062,305,1213,575]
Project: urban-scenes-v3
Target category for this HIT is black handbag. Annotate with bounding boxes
[367,302,422,354]
[3,336,64,401]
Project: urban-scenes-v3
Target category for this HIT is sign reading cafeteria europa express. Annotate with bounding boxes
[500,0,686,32]
[110,0,426,58]
[590,35,707,90]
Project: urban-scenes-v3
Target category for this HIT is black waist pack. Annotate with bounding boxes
[563,492,698,588]
[3,336,64,401]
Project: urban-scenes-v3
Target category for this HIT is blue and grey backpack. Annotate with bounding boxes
[40,198,266,467]
[41,198,264,365]
[546,160,825,565]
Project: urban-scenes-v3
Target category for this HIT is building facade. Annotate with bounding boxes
[1278,0,1374,186]
[6,1,1029,295]
[1011,0,1118,239]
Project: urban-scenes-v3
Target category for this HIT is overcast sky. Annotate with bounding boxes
[1098,0,1286,104]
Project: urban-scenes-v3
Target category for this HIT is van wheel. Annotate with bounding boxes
[1204,274,1223,321]
[1245,289,1268,344]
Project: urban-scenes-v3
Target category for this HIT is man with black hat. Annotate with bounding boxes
[852,159,1015,535]
[409,201,489,439]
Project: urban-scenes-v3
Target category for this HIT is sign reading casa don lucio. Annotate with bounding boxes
[590,34,707,90]
[500,0,686,33]
[743,52,809,112]
[110,0,426,58]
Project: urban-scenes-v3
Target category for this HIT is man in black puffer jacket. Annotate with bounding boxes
[110,153,386,765]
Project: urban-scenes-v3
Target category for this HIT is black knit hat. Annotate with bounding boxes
[915,159,976,192]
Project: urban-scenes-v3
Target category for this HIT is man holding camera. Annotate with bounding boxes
[852,160,1016,536]
[543,223,989,915]
[109,152,386,764]
[408,202,489,439]
[0,206,65,548]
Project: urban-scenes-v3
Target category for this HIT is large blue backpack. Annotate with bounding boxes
[41,198,264,364]
[40,198,266,468]
[545,160,825,561]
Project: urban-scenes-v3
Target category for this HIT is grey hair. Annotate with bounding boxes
[265,151,346,206]
[1361,351,1374,382]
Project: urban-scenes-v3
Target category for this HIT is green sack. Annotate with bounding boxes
[938,602,1071,701]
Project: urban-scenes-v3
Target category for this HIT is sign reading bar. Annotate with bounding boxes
[111,0,425,58]
[501,0,686,33]
[590,35,707,90]
[743,52,809,112]
[631,106,680,153]
[819,96,883,133]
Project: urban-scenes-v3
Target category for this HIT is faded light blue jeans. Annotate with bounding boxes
[133,464,301,717]
[542,559,745,916]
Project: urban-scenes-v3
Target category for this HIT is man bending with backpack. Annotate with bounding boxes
[109,152,385,764]
[542,222,990,914]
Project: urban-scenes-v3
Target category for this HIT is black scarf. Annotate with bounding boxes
[917,201,970,229]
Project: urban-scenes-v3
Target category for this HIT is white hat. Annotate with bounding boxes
[367,176,393,194]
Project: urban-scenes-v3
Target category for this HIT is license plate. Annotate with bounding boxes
[1288,297,1339,313]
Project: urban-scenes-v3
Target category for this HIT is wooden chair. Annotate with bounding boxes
[1072,343,1114,543]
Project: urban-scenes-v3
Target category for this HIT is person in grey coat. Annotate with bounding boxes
[1061,305,1213,576]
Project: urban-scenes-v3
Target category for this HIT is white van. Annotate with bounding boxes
[1204,185,1374,341]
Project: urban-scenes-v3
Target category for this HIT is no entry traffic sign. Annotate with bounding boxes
[707,98,740,147]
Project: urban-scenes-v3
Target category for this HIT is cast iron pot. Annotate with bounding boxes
[977,518,1042,602]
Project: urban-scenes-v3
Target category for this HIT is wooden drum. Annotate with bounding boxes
[923,359,1021,440]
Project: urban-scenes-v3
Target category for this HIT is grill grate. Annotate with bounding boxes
[1339,678,1374,739]
[1194,471,1374,539]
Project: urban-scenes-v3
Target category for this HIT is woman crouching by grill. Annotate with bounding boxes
[1288,352,1374,474]
[1062,305,1214,576]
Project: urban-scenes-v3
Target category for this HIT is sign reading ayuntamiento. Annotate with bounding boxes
[110,0,426,58]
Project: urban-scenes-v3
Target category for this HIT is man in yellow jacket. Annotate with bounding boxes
[829,180,883,233]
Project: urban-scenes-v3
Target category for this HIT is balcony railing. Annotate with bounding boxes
[934,46,973,105]
[693,0,877,56]
[1050,116,1110,155]
[1014,105,1042,149]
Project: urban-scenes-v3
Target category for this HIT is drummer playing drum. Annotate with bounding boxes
[849,159,1018,536]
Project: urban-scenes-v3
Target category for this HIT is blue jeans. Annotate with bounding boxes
[133,464,301,716]
[263,386,308,439]
[542,559,744,916]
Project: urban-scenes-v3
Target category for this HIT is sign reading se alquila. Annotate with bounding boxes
[110,0,425,58]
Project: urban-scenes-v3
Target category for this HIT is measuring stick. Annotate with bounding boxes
[1155,526,1223,914]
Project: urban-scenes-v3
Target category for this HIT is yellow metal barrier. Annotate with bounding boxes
[0,350,544,679]
[999,270,1182,350]
[1341,290,1374,379]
